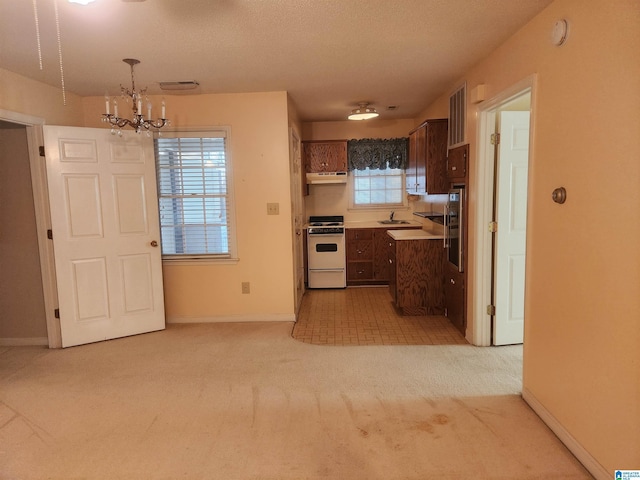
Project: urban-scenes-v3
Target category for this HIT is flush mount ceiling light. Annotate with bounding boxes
[68,0,96,4]
[348,102,379,121]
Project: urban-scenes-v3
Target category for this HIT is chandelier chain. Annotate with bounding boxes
[53,0,66,105]
[32,0,43,70]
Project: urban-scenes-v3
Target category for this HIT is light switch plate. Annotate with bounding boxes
[267,202,279,215]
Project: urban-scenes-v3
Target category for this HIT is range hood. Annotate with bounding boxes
[306,172,347,184]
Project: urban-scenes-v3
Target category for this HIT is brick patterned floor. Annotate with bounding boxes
[292,287,468,346]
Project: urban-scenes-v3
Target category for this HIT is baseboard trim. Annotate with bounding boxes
[522,387,609,480]
[0,337,49,346]
[166,313,296,324]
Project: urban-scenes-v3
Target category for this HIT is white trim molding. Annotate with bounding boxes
[0,337,49,346]
[522,387,609,480]
[471,74,537,346]
[167,314,297,324]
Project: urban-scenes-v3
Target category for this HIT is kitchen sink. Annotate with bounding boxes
[378,220,409,224]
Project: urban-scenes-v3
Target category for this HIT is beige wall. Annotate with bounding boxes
[0,68,84,126]
[0,127,48,341]
[85,91,297,321]
[420,0,639,473]
[301,119,415,141]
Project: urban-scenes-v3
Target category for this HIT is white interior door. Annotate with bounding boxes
[493,111,530,345]
[43,126,165,347]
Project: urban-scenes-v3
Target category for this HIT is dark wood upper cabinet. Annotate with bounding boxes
[302,140,347,173]
[447,143,468,181]
[406,119,448,195]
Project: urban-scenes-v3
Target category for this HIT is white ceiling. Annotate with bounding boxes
[0,0,553,122]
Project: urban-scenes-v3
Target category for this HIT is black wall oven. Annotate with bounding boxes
[446,186,464,272]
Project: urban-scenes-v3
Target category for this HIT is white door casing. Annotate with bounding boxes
[493,111,530,345]
[43,126,165,347]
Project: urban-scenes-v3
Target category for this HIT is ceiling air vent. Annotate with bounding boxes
[448,82,466,149]
[159,81,200,91]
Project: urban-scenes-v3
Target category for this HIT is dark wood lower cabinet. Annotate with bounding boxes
[444,263,465,334]
[346,228,374,284]
[346,227,420,286]
[388,236,444,315]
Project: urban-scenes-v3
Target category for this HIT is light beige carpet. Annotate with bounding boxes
[0,322,592,479]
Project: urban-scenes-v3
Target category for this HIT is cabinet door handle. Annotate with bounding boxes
[389,259,393,264]
[450,278,455,284]
[452,166,457,171]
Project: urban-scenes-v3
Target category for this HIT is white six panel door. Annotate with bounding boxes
[493,111,530,346]
[43,126,165,347]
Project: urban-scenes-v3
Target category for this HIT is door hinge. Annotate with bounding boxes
[488,221,498,233]
[490,133,501,145]
[54,308,60,319]
[39,146,45,157]
[487,305,496,316]
[47,229,53,239]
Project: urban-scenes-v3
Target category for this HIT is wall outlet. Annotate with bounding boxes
[267,202,279,215]
[241,282,250,294]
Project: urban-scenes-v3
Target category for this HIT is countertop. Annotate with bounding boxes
[387,229,445,241]
[343,220,422,229]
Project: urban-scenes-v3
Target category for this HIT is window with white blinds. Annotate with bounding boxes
[351,167,405,207]
[154,129,237,259]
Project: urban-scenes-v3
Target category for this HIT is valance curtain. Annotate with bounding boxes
[347,137,409,171]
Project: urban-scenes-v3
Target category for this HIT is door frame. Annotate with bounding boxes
[0,109,61,348]
[288,125,305,315]
[471,75,537,346]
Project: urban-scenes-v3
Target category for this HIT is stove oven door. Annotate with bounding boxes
[307,233,346,288]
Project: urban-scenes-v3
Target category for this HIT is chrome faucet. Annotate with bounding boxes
[389,211,395,221]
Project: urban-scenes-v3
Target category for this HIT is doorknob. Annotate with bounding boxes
[150,240,158,247]
[552,187,567,204]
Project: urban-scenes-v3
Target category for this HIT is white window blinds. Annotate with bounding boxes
[352,168,404,206]
[154,129,236,259]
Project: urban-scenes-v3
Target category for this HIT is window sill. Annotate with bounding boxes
[162,257,240,266]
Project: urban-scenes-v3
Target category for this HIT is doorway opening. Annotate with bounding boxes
[472,75,536,347]
[0,110,60,347]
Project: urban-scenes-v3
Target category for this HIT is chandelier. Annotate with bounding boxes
[102,58,168,135]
